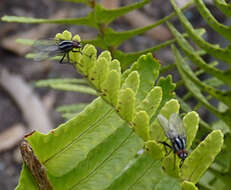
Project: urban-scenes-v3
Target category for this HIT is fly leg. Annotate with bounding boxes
[67,52,70,63]
[173,153,176,170]
[158,141,172,156]
[59,53,66,64]
[72,50,82,55]
[159,141,177,170]
[179,159,184,168]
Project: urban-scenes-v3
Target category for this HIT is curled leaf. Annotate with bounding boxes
[110,59,121,73]
[133,111,150,141]
[91,57,109,90]
[78,44,97,76]
[138,86,162,118]
[145,140,163,160]
[117,88,136,122]
[98,50,112,62]
[183,111,200,149]
[102,70,121,106]
[122,71,140,95]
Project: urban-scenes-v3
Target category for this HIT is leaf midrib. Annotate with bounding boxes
[69,130,134,190]
[43,107,114,165]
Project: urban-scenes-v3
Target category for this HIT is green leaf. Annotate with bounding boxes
[97,50,112,62]
[172,44,231,126]
[199,168,231,190]
[35,77,96,95]
[181,181,198,190]
[137,86,162,118]
[36,78,87,86]
[107,153,181,190]
[106,153,155,190]
[214,0,231,18]
[43,83,97,95]
[78,44,97,77]
[183,111,200,149]
[154,75,175,122]
[145,140,163,160]
[26,98,111,169]
[133,111,150,141]
[95,1,192,49]
[157,75,175,106]
[101,24,161,48]
[51,124,139,190]
[113,28,205,70]
[169,0,231,63]
[167,22,231,87]
[16,38,35,45]
[211,133,231,173]
[114,39,176,70]
[182,130,224,183]
[162,156,180,178]
[158,99,180,122]
[56,103,88,119]
[110,59,121,73]
[102,70,121,106]
[17,96,151,190]
[94,0,151,25]
[154,177,181,190]
[194,0,231,42]
[117,88,136,122]
[15,165,37,190]
[125,53,160,102]
[1,14,96,27]
[122,71,140,95]
[44,111,124,176]
[65,132,143,190]
[89,57,109,90]
[172,45,216,109]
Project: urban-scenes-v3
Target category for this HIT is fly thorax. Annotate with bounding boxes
[58,40,74,52]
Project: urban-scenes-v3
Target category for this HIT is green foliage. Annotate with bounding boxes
[56,103,88,119]
[182,130,223,183]
[1,0,193,68]
[167,0,231,189]
[117,88,136,122]
[3,0,230,188]
[133,111,150,141]
[15,30,223,190]
[36,78,96,95]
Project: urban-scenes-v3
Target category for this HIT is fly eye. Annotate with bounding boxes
[182,152,187,160]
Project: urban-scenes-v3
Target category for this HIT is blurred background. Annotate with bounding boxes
[0,0,228,189]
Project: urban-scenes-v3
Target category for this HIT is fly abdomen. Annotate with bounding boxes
[172,137,188,160]
[58,40,74,52]
[172,137,186,152]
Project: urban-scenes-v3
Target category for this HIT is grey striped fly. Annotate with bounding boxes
[32,39,82,64]
[157,113,188,167]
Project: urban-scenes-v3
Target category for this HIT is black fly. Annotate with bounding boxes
[33,39,82,64]
[157,113,188,167]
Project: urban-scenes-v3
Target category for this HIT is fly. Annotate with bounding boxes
[157,113,188,167]
[32,39,82,64]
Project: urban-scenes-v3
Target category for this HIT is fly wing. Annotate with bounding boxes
[157,114,176,139]
[32,40,61,61]
[169,113,186,140]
